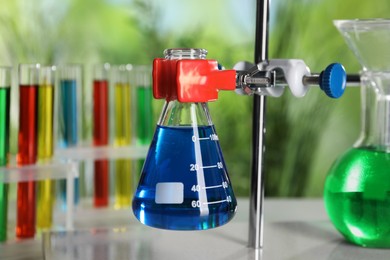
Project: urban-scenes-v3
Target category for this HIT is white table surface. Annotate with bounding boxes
[1,198,390,260]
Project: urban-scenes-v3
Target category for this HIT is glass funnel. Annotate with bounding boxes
[324,19,390,247]
[334,19,390,71]
[132,49,237,230]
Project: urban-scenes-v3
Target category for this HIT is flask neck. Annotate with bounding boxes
[164,48,207,60]
[157,48,213,127]
[158,101,213,127]
[357,72,390,150]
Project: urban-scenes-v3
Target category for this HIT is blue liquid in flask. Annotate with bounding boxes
[132,125,237,230]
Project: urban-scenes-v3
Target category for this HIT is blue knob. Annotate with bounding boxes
[319,63,347,99]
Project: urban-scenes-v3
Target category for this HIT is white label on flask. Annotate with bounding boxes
[155,182,184,204]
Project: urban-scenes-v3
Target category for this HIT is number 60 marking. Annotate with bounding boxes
[191,200,201,208]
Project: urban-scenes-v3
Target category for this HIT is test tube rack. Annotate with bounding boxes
[0,144,148,240]
[0,159,78,231]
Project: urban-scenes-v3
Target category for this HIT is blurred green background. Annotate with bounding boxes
[1,0,390,197]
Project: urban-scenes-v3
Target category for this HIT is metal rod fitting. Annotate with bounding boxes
[248,0,268,249]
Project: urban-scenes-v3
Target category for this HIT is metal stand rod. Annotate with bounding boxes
[248,0,269,249]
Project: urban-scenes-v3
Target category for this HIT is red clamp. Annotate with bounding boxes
[153,58,236,102]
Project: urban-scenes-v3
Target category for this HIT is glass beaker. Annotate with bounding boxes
[324,19,390,247]
[132,48,237,230]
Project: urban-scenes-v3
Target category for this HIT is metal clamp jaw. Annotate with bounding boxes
[235,59,348,98]
[152,57,351,103]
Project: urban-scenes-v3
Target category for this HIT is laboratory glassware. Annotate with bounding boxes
[17,63,39,238]
[58,64,82,206]
[0,67,11,241]
[132,48,237,230]
[37,66,56,230]
[111,64,133,209]
[324,19,390,248]
[93,64,110,207]
[134,66,153,173]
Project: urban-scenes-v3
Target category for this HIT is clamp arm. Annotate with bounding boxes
[234,59,353,98]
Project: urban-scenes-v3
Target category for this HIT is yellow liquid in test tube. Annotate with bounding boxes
[37,83,55,229]
[114,82,133,208]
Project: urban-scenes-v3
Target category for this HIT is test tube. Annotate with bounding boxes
[58,64,82,206]
[112,65,133,208]
[135,66,153,172]
[16,63,39,238]
[93,64,110,207]
[36,66,55,230]
[0,67,11,242]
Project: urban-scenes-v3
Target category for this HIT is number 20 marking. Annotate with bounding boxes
[190,164,199,171]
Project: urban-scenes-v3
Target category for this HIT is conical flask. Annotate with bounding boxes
[324,19,390,247]
[132,48,237,230]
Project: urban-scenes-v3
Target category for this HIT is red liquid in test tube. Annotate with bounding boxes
[93,79,109,207]
[16,83,38,238]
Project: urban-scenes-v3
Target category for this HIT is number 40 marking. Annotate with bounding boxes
[191,185,201,192]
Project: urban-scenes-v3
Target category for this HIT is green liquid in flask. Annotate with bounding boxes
[324,147,390,247]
